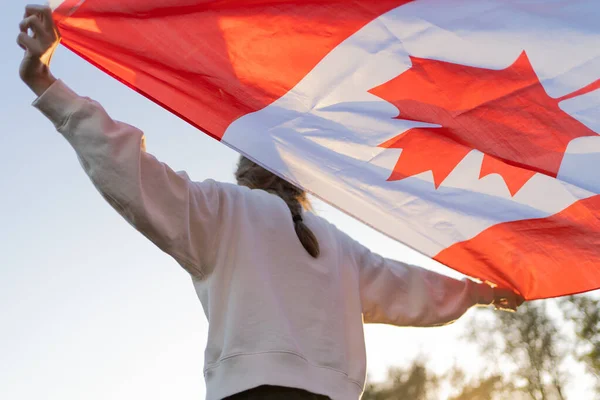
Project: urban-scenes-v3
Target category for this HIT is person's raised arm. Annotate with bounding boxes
[18,5,220,278]
[18,5,58,96]
[349,238,523,327]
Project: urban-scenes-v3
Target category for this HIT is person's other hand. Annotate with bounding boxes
[18,5,60,96]
[492,287,525,312]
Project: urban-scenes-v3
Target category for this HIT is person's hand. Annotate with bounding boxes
[17,5,61,96]
[492,287,525,312]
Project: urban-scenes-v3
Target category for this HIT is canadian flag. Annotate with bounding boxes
[51,0,600,300]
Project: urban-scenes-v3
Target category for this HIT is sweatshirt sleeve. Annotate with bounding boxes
[33,80,221,279]
[351,239,494,327]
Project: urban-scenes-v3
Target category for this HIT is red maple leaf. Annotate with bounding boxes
[369,52,600,195]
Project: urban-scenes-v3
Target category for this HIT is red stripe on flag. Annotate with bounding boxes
[53,0,412,140]
[434,195,600,300]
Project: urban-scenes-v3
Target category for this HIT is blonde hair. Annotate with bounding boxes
[235,156,320,258]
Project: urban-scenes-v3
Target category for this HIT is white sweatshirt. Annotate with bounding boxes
[34,80,495,400]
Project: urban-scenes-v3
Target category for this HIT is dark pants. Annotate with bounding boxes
[224,385,331,400]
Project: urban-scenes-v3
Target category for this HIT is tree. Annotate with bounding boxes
[561,295,600,389]
[364,294,600,400]
[364,362,508,400]
[447,367,507,400]
[362,359,440,400]
[468,302,568,400]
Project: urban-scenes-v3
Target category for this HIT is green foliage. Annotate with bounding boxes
[493,302,567,400]
[447,374,504,400]
[363,361,508,400]
[363,294,600,400]
[362,360,440,400]
[561,296,600,387]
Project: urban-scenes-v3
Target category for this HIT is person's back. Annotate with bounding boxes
[17,6,523,399]
[194,181,367,398]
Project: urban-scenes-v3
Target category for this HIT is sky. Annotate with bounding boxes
[0,2,593,400]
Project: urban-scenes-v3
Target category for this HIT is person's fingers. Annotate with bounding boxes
[494,302,516,312]
[19,15,45,36]
[17,34,27,50]
[19,16,31,32]
[505,292,523,310]
[491,288,522,312]
[17,32,36,51]
[24,4,53,20]
[493,289,508,304]
[504,295,518,312]
[25,5,56,31]
[493,288,523,308]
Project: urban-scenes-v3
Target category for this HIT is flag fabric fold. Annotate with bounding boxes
[52,0,600,300]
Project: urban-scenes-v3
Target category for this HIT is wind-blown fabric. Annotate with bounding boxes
[51,0,600,300]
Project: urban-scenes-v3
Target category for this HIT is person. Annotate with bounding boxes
[17,5,524,400]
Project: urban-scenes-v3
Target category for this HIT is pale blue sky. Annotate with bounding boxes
[0,2,592,400]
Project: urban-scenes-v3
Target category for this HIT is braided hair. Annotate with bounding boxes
[235,156,320,258]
